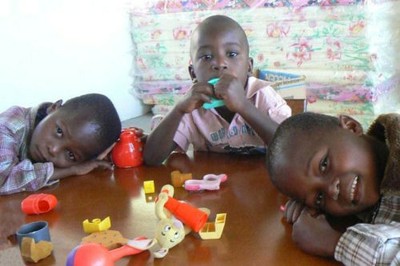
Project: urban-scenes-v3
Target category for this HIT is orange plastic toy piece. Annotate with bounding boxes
[163,195,208,232]
[20,237,53,263]
[21,193,58,215]
[170,170,192,187]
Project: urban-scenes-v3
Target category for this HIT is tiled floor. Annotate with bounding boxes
[121,112,153,133]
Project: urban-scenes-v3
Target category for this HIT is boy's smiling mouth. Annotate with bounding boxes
[350,175,360,204]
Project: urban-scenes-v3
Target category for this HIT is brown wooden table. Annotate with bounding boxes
[0,152,340,266]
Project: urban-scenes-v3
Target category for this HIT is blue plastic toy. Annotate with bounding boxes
[202,78,225,109]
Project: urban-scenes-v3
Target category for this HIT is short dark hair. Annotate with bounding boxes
[190,15,250,57]
[60,93,121,158]
[266,112,340,181]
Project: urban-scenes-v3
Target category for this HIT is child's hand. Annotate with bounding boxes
[292,208,342,257]
[283,199,320,224]
[177,82,214,113]
[71,160,113,176]
[283,199,306,224]
[213,73,247,112]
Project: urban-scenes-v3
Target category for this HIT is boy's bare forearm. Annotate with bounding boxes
[236,101,278,145]
[143,107,184,165]
[50,167,78,180]
[50,160,113,180]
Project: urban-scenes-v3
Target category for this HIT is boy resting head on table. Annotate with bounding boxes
[266,111,400,265]
[143,15,291,165]
[0,93,121,195]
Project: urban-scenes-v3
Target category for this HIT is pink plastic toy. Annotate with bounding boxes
[21,193,58,215]
[111,127,143,168]
[184,174,228,191]
[66,237,154,266]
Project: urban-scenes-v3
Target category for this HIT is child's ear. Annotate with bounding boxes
[46,100,63,114]
[97,143,116,160]
[188,64,196,81]
[247,57,254,76]
[339,115,363,135]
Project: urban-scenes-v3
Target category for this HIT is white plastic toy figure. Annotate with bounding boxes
[151,184,191,258]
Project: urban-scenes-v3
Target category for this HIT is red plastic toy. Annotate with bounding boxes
[66,237,153,266]
[111,127,143,168]
[163,195,208,232]
[21,193,58,215]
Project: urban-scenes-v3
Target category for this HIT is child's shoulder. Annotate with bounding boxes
[0,105,27,119]
[246,76,276,97]
[0,105,32,129]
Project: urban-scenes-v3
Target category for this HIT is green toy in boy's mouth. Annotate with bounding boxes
[202,78,225,109]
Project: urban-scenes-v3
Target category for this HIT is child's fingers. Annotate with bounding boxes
[191,82,214,96]
[96,143,115,160]
[284,200,304,224]
[94,160,114,170]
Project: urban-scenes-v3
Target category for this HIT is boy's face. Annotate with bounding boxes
[29,107,99,168]
[274,123,381,216]
[189,23,252,87]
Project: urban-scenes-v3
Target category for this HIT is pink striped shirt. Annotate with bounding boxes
[173,77,291,154]
[0,105,55,195]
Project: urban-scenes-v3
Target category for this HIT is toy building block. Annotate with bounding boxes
[199,213,227,240]
[143,180,155,194]
[20,237,53,263]
[83,217,111,234]
[170,170,192,187]
[81,230,128,250]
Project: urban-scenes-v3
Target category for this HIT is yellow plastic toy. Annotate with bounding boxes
[83,217,111,234]
[143,180,155,194]
[199,213,227,240]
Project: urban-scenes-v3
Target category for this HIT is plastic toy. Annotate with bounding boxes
[159,185,209,232]
[20,237,53,263]
[16,221,51,247]
[81,230,128,250]
[199,213,227,240]
[111,127,143,168]
[184,173,228,191]
[203,78,225,109]
[66,237,154,266]
[83,217,111,234]
[170,170,192,187]
[21,193,58,215]
[143,180,155,194]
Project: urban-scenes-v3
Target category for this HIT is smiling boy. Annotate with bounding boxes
[144,15,291,165]
[0,93,121,195]
[266,112,400,265]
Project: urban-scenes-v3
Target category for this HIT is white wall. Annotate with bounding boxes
[0,0,148,121]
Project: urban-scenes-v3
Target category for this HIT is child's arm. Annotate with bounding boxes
[143,82,214,166]
[0,160,54,195]
[291,208,342,257]
[214,73,282,144]
[335,222,400,265]
[289,204,400,265]
[49,159,113,180]
[49,144,115,180]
